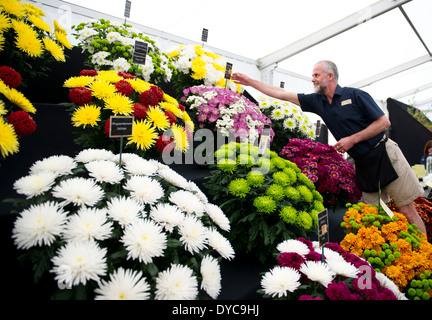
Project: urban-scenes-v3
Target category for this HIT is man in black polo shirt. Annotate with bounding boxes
[232,60,426,235]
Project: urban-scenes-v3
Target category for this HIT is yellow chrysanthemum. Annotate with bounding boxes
[42,37,65,62]
[53,20,66,34]
[15,32,43,57]
[95,71,123,83]
[0,33,4,52]
[0,99,7,115]
[206,51,221,60]
[54,31,72,49]
[63,76,94,88]
[125,78,151,94]
[191,66,207,80]
[168,50,180,58]
[1,84,36,113]
[159,101,181,117]
[170,124,189,152]
[182,112,194,132]
[0,12,11,31]
[10,18,34,34]
[0,118,19,158]
[104,93,133,115]
[215,78,226,88]
[89,80,117,99]
[162,93,178,106]
[194,45,204,56]
[1,0,25,18]
[146,107,170,130]
[127,119,158,151]
[72,104,101,128]
[212,62,225,72]
[22,3,45,17]
[28,15,51,32]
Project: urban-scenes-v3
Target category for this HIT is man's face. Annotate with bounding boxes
[312,63,329,94]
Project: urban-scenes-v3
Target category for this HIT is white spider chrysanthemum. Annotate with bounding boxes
[178,215,208,254]
[325,258,359,279]
[13,172,57,198]
[300,261,335,288]
[94,267,151,300]
[375,272,408,300]
[200,255,221,299]
[149,203,184,233]
[113,153,141,166]
[157,167,189,189]
[206,228,235,260]
[51,240,107,288]
[123,157,158,176]
[168,190,205,217]
[124,176,164,205]
[75,148,116,163]
[51,177,104,207]
[84,160,124,184]
[261,266,301,298]
[62,207,113,242]
[204,203,230,231]
[155,264,198,300]
[107,196,145,227]
[29,155,77,177]
[121,219,167,264]
[12,201,68,249]
[277,239,310,257]
[185,181,208,204]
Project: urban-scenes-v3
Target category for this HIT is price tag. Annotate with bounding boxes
[109,116,134,138]
[201,28,208,42]
[318,209,329,247]
[379,199,395,218]
[258,124,271,155]
[132,40,148,65]
[280,81,285,88]
[315,120,321,138]
[124,0,131,18]
[224,62,233,80]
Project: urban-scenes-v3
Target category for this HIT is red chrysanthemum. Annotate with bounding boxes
[150,85,164,101]
[132,103,148,120]
[0,66,22,88]
[164,110,177,125]
[69,87,92,106]
[178,104,185,111]
[79,69,98,77]
[118,71,135,80]
[140,90,159,107]
[115,80,133,96]
[7,110,37,137]
[155,135,174,154]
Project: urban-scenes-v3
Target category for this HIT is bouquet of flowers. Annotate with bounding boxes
[280,138,361,210]
[63,69,194,159]
[0,65,37,162]
[203,142,324,263]
[71,19,176,85]
[259,237,404,300]
[181,85,273,145]
[168,44,240,98]
[256,95,315,152]
[8,148,234,300]
[340,202,432,300]
[0,0,72,82]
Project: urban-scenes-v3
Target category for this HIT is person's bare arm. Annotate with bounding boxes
[231,73,300,105]
[334,115,391,153]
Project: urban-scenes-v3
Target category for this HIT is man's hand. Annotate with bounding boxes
[333,136,357,154]
[231,73,252,86]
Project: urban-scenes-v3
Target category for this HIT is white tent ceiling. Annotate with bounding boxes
[62,0,432,114]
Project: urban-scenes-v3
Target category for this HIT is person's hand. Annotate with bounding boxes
[333,136,356,154]
[231,73,252,86]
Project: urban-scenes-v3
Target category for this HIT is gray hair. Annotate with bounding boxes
[316,60,339,82]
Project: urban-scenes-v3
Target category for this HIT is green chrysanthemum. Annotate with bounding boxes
[237,154,255,167]
[216,158,237,173]
[265,183,285,201]
[297,211,313,230]
[246,170,265,188]
[269,150,279,158]
[282,167,297,185]
[285,186,301,201]
[297,185,314,202]
[228,178,251,198]
[312,190,324,202]
[239,143,259,157]
[297,172,315,190]
[314,200,325,212]
[253,196,277,214]
[257,157,273,171]
[270,157,286,170]
[215,148,235,160]
[272,171,290,186]
[279,206,298,224]
[309,209,319,226]
[285,160,301,173]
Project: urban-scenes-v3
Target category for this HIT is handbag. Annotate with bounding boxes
[354,137,399,192]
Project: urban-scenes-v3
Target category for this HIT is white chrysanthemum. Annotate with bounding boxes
[13,172,57,198]
[29,155,77,177]
[185,181,208,204]
[375,272,408,300]
[149,203,184,233]
[123,157,158,176]
[107,196,144,227]
[205,203,230,231]
[277,239,310,257]
[75,148,116,163]
[155,264,198,300]
[178,215,208,254]
[113,152,141,166]
[51,177,104,207]
[12,201,68,249]
[271,109,284,120]
[325,258,359,279]
[94,267,151,300]
[124,176,164,205]
[169,190,205,217]
[261,266,301,298]
[51,240,107,287]
[300,261,335,288]
[62,207,113,242]
[84,160,124,184]
[206,228,235,260]
[157,167,189,189]
[283,118,296,129]
[121,219,167,264]
[200,255,221,299]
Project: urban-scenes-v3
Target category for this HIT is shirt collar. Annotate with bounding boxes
[320,84,342,102]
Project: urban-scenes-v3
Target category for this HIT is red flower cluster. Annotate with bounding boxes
[139,85,164,107]
[79,69,98,77]
[7,110,37,137]
[155,135,174,154]
[164,110,177,125]
[132,103,148,120]
[115,80,133,96]
[69,87,92,106]
[118,71,135,79]
[0,65,22,88]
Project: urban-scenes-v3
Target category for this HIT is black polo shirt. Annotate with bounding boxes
[298,85,385,159]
